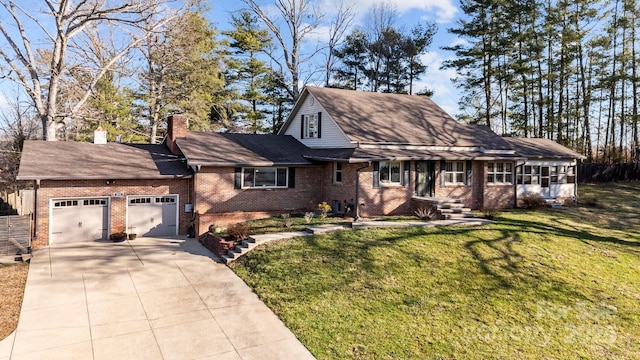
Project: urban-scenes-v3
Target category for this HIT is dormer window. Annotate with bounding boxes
[303,114,318,138]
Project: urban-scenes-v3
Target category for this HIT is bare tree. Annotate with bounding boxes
[0,0,177,141]
[0,94,39,192]
[242,0,323,101]
[324,0,356,87]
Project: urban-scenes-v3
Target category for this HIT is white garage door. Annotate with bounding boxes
[51,198,109,244]
[127,195,178,237]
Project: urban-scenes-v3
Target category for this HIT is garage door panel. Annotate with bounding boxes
[127,196,178,237]
[51,198,108,244]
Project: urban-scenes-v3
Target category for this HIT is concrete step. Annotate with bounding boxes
[427,197,462,205]
[439,208,472,214]
[436,203,466,209]
[441,213,475,220]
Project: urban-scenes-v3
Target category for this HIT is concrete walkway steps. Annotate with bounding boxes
[222,218,490,264]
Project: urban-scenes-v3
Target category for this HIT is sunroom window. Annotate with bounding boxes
[242,167,288,188]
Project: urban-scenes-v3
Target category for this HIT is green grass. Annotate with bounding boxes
[230,183,640,359]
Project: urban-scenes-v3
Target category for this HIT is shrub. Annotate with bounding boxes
[227,222,249,241]
[520,193,548,209]
[317,201,332,219]
[414,206,437,220]
[304,212,315,224]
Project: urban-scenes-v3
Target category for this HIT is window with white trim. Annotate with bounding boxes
[516,165,540,185]
[242,167,288,188]
[487,162,513,184]
[334,162,343,184]
[443,161,466,185]
[379,161,402,185]
[303,114,318,138]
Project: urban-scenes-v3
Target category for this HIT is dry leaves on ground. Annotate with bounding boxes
[0,263,28,340]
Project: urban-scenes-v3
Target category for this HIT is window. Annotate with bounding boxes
[54,200,78,207]
[487,162,513,184]
[443,161,466,185]
[83,199,106,206]
[517,165,540,185]
[242,167,288,188]
[130,198,151,204]
[303,114,318,138]
[334,162,343,184]
[567,166,576,183]
[379,161,402,185]
[156,197,175,203]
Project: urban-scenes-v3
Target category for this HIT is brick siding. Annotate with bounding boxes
[34,178,191,248]
[193,166,324,235]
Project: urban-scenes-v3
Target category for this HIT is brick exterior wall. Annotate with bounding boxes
[34,178,191,248]
[193,166,324,234]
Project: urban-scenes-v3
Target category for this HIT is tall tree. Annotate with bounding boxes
[222,11,273,133]
[0,0,174,141]
[136,5,223,143]
[242,0,323,102]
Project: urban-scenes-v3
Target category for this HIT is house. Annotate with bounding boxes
[18,86,584,247]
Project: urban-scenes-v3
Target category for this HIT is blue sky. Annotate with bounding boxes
[0,0,463,120]
[208,0,463,115]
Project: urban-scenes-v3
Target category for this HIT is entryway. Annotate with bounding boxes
[415,161,436,197]
[127,195,178,237]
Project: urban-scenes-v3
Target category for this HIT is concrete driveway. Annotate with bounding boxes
[0,237,315,360]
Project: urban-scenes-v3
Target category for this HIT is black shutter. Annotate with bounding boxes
[440,160,446,187]
[288,167,295,188]
[317,112,322,138]
[300,115,304,138]
[403,161,410,187]
[466,160,473,185]
[234,168,242,189]
[373,161,380,188]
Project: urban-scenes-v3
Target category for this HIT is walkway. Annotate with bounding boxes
[0,237,314,360]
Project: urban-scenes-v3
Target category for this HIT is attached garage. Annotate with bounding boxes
[127,195,179,237]
[50,198,109,244]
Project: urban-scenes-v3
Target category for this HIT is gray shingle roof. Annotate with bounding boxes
[16,140,191,180]
[292,86,513,150]
[176,132,316,167]
[305,147,523,162]
[504,138,585,159]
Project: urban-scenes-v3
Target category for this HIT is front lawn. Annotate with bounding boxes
[230,183,640,359]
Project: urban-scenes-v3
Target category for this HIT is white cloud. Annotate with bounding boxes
[413,51,460,116]
[319,0,457,25]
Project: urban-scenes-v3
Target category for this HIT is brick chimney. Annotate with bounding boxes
[167,114,187,154]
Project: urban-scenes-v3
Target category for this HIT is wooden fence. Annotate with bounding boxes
[579,162,640,183]
[0,215,31,256]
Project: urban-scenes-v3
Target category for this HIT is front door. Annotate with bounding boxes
[541,166,551,198]
[415,161,435,197]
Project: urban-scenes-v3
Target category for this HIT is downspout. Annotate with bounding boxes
[33,179,39,240]
[354,163,370,221]
[191,165,201,236]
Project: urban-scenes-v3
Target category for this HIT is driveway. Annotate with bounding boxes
[0,237,315,360]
